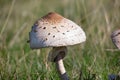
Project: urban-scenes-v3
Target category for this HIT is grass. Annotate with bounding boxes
[0,0,120,80]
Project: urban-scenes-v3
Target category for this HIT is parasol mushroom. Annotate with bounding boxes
[110,29,120,80]
[28,12,86,80]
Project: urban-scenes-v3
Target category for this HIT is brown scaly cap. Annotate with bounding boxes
[41,12,64,24]
[29,12,86,48]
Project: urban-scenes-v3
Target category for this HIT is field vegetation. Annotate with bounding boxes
[0,0,120,80]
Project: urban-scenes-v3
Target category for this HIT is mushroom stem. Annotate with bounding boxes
[48,47,69,80]
[56,59,65,74]
[55,54,69,80]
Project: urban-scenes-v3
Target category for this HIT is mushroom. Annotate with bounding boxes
[110,29,120,80]
[111,29,120,49]
[28,12,86,80]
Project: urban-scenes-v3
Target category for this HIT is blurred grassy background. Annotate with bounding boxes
[0,0,120,80]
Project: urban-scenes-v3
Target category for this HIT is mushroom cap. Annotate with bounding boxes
[111,29,120,49]
[29,12,86,49]
[111,29,120,38]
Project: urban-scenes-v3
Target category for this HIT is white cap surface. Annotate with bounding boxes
[111,29,120,49]
[29,12,86,49]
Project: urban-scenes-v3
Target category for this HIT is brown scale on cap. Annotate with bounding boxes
[32,12,64,28]
[42,12,64,24]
